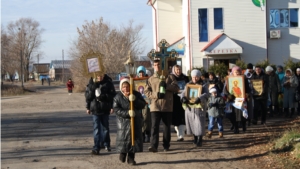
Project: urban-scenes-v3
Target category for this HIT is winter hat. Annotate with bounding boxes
[172,65,181,77]
[119,78,130,92]
[277,65,283,70]
[209,88,217,93]
[265,66,273,72]
[136,66,146,76]
[247,63,253,69]
[191,69,201,77]
[296,68,300,72]
[231,66,241,73]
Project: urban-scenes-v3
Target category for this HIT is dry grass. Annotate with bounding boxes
[1,84,25,96]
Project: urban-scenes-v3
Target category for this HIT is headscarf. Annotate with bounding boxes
[285,68,293,76]
[171,65,180,77]
[231,66,241,74]
[119,78,130,95]
[191,69,201,77]
[265,66,273,72]
[136,66,146,77]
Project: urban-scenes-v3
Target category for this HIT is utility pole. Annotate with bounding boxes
[18,28,24,89]
[62,49,64,82]
[37,54,39,81]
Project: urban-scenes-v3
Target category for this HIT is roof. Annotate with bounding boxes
[32,63,50,73]
[135,61,152,68]
[50,60,72,69]
[201,33,243,55]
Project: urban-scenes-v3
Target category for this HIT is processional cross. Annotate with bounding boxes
[147,39,179,76]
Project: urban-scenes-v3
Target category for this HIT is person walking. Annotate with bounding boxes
[181,69,209,147]
[85,73,116,155]
[282,69,298,118]
[206,88,225,138]
[144,59,179,152]
[66,78,74,95]
[170,65,189,141]
[276,65,285,115]
[252,65,269,125]
[136,66,151,143]
[295,68,300,115]
[244,63,255,126]
[113,78,146,165]
[265,66,281,117]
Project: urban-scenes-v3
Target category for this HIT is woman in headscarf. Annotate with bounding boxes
[223,66,250,134]
[282,68,298,118]
[181,69,209,147]
[170,65,189,141]
[113,78,146,165]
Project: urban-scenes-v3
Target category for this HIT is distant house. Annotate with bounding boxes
[32,63,50,81]
[49,60,72,81]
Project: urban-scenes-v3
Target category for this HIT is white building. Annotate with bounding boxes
[147,0,300,73]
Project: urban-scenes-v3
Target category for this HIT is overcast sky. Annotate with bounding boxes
[1,0,153,63]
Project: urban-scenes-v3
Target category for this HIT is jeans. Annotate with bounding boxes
[208,116,223,132]
[92,114,110,151]
[150,112,172,149]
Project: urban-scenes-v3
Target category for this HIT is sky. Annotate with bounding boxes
[1,0,154,63]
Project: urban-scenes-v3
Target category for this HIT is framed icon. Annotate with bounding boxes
[250,79,263,96]
[80,51,105,78]
[185,84,202,103]
[226,75,245,98]
[177,80,186,90]
[133,77,148,98]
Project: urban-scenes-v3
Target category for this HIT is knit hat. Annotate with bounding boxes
[119,78,130,91]
[247,63,253,69]
[231,66,241,73]
[265,66,273,72]
[209,88,217,93]
[191,69,201,77]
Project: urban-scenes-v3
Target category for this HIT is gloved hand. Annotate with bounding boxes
[129,110,135,117]
[129,94,136,101]
[194,97,201,104]
[181,97,189,104]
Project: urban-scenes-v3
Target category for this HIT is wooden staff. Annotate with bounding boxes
[130,76,135,146]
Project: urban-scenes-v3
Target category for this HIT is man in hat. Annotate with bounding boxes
[265,66,281,117]
[145,58,179,152]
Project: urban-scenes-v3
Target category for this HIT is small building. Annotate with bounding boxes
[49,60,72,82]
[32,63,50,81]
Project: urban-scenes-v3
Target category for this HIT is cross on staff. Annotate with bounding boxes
[147,39,179,76]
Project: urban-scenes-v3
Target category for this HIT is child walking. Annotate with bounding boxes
[206,88,225,138]
[66,78,74,95]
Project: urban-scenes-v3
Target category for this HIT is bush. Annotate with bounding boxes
[283,58,300,73]
[1,84,25,96]
[208,62,228,79]
[255,59,276,71]
[235,60,247,70]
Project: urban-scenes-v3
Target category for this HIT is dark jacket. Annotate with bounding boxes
[252,71,269,100]
[85,75,116,115]
[296,74,300,93]
[66,81,74,90]
[171,73,189,126]
[208,77,224,96]
[268,72,281,93]
[113,91,146,153]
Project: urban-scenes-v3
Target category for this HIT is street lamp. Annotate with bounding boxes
[124,50,136,147]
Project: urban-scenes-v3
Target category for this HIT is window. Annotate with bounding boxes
[198,8,208,42]
[270,8,299,28]
[214,8,223,29]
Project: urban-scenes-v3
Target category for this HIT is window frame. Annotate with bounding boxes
[213,8,223,30]
[270,8,299,29]
[198,8,208,42]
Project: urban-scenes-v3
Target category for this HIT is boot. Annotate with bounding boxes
[290,108,295,118]
[119,153,126,163]
[196,136,202,147]
[193,135,197,145]
[127,153,136,165]
[218,132,223,138]
[206,131,212,138]
[284,108,289,117]
[142,132,145,143]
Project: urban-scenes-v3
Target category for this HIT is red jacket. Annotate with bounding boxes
[66,81,74,90]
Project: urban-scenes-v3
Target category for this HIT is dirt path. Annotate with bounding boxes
[1,83,292,169]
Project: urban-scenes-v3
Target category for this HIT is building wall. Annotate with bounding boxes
[267,0,300,65]
[190,0,267,67]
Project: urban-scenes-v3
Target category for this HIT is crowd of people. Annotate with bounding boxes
[84,60,300,165]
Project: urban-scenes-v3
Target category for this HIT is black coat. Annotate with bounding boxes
[171,74,189,126]
[113,91,146,153]
[208,77,224,96]
[85,75,116,115]
[252,72,269,100]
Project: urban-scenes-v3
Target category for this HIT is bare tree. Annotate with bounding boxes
[5,18,44,82]
[69,17,145,91]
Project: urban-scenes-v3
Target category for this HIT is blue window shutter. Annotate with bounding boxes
[214,8,223,29]
[198,9,208,42]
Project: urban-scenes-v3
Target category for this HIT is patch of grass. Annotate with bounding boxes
[274,128,300,151]
[1,84,25,96]
[293,143,300,159]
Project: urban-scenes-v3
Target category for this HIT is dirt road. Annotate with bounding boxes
[1,83,286,169]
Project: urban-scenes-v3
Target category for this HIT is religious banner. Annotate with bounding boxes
[251,79,263,95]
[80,51,106,78]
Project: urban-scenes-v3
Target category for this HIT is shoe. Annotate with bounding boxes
[105,146,111,152]
[127,153,136,165]
[91,150,99,155]
[206,131,212,138]
[163,148,169,152]
[148,146,158,153]
[119,153,126,163]
[193,135,197,145]
[218,132,223,138]
[234,129,239,134]
[177,138,184,142]
[196,136,202,147]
